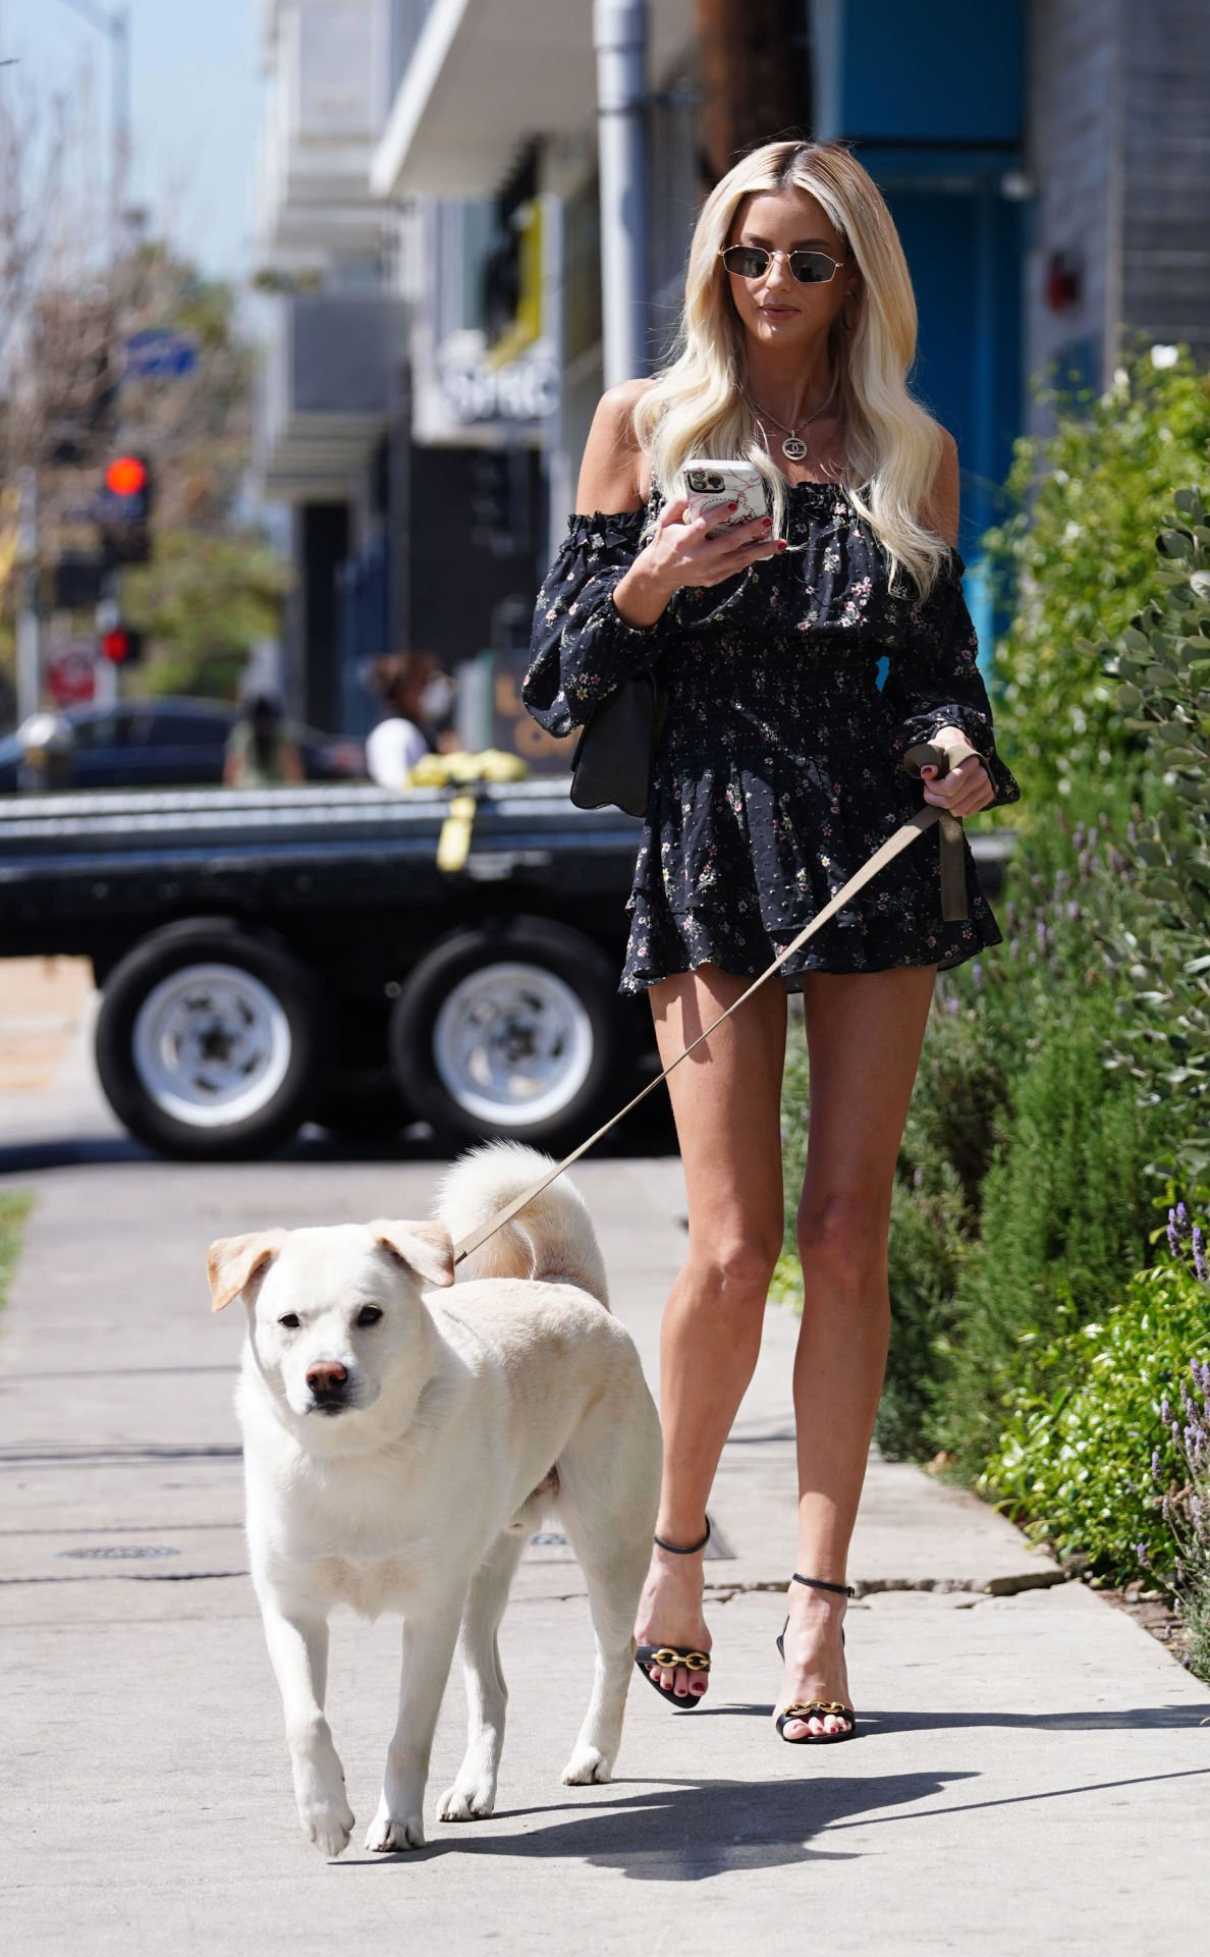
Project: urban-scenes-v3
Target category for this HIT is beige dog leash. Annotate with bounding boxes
[452,738,979,1266]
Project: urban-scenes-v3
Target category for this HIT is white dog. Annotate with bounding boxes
[207,1142,661,1857]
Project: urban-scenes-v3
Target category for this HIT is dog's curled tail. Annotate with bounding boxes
[432,1141,609,1308]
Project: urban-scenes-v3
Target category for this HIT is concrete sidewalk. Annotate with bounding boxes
[2,974,1208,1954]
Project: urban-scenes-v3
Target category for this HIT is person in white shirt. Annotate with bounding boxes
[364,651,453,789]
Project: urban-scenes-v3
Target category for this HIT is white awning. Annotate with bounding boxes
[371,0,694,198]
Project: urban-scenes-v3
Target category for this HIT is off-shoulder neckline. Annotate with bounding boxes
[562,498,965,576]
[568,479,845,525]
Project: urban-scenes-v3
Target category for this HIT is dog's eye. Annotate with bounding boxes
[355,1306,383,1328]
[278,1313,301,1330]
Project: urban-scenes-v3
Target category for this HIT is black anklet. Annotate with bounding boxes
[654,1516,711,1555]
[791,1572,854,1597]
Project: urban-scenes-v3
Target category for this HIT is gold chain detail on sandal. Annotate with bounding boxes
[649,1648,711,1670]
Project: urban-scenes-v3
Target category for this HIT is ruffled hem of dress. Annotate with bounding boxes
[616,892,1005,996]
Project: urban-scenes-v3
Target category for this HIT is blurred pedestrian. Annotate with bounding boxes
[223,693,304,789]
[365,651,457,788]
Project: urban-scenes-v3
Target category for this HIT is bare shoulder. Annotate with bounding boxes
[576,378,657,514]
[922,425,960,549]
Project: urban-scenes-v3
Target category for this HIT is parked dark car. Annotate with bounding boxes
[0,697,366,793]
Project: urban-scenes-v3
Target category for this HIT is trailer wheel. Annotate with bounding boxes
[95,921,318,1160]
[389,918,620,1146]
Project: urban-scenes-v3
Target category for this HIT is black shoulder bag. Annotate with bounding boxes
[569,675,668,819]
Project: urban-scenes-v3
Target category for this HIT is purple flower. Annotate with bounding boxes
[1192,1225,1207,1283]
[1176,1201,1189,1230]
[1168,1208,1181,1257]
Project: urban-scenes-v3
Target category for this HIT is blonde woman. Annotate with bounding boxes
[522,140,1021,1745]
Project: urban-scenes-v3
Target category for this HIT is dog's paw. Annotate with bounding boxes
[561,1745,613,1786]
[364,1801,426,1853]
[300,1797,355,1858]
[437,1777,496,1823]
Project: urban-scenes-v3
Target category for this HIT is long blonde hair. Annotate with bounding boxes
[631,139,952,602]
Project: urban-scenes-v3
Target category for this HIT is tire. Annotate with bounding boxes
[94,920,318,1160]
[388,917,622,1147]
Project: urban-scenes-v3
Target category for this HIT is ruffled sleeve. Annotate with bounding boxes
[881,550,1022,809]
[520,509,669,738]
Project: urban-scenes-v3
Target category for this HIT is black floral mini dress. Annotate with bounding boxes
[521,479,1022,997]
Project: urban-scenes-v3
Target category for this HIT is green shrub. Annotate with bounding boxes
[933,982,1167,1476]
[1087,485,1210,1203]
[981,1254,1210,1584]
[983,336,1210,809]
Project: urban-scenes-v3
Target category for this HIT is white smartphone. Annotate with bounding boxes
[682,458,768,537]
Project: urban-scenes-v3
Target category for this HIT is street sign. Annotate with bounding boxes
[123,329,199,380]
[46,645,97,707]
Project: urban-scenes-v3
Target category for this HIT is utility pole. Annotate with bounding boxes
[52,2,133,712]
[593,0,650,388]
[54,0,131,266]
[694,0,813,189]
[15,470,41,724]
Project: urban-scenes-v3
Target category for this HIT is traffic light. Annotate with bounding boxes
[98,452,154,566]
[99,624,144,666]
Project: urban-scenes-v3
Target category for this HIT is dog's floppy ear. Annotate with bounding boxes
[207,1230,288,1313]
[370,1220,455,1289]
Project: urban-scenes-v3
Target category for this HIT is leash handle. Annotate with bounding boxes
[901,737,980,922]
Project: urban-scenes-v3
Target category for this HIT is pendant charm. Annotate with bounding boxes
[781,434,808,461]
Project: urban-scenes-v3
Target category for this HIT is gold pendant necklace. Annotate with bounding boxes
[743,373,838,463]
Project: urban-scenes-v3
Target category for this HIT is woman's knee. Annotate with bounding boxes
[795,1189,889,1284]
[688,1232,783,1304]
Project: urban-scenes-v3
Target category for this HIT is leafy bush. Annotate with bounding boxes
[933,981,1168,1477]
[981,1210,1210,1588]
[1087,485,1210,1201]
[982,336,1210,808]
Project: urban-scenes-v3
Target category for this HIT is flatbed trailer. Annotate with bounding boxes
[0,780,1014,1159]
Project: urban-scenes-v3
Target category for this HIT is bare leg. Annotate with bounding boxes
[778,964,937,1740]
[633,962,787,1703]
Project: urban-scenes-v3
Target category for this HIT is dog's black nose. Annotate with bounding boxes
[306,1361,348,1400]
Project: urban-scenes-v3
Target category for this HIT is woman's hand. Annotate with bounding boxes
[640,495,784,593]
[919,729,995,817]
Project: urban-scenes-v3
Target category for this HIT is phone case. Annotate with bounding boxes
[682,459,768,536]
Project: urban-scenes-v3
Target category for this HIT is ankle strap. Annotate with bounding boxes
[654,1516,711,1555]
[791,1572,854,1598]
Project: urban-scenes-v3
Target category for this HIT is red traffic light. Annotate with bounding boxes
[100,627,143,665]
[105,455,148,497]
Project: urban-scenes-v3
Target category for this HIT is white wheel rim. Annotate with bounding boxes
[431,961,595,1127]
[131,962,293,1129]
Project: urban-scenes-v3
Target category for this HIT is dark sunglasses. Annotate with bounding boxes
[719,244,845,285]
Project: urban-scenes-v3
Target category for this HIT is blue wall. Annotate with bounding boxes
[815,0,1028,685]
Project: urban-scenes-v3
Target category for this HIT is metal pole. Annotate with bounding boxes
[592,0,650,388]
[16,469,41,722]
[110,6,130,263]
[52,0,129,263]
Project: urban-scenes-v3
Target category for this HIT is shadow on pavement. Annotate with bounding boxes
[331,1760,1210,1880]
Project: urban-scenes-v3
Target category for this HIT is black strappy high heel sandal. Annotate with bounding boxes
[633,1517,712,1711]
[774,1573,858,1744]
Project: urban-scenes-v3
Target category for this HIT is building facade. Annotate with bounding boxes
[252,0,1210,747]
